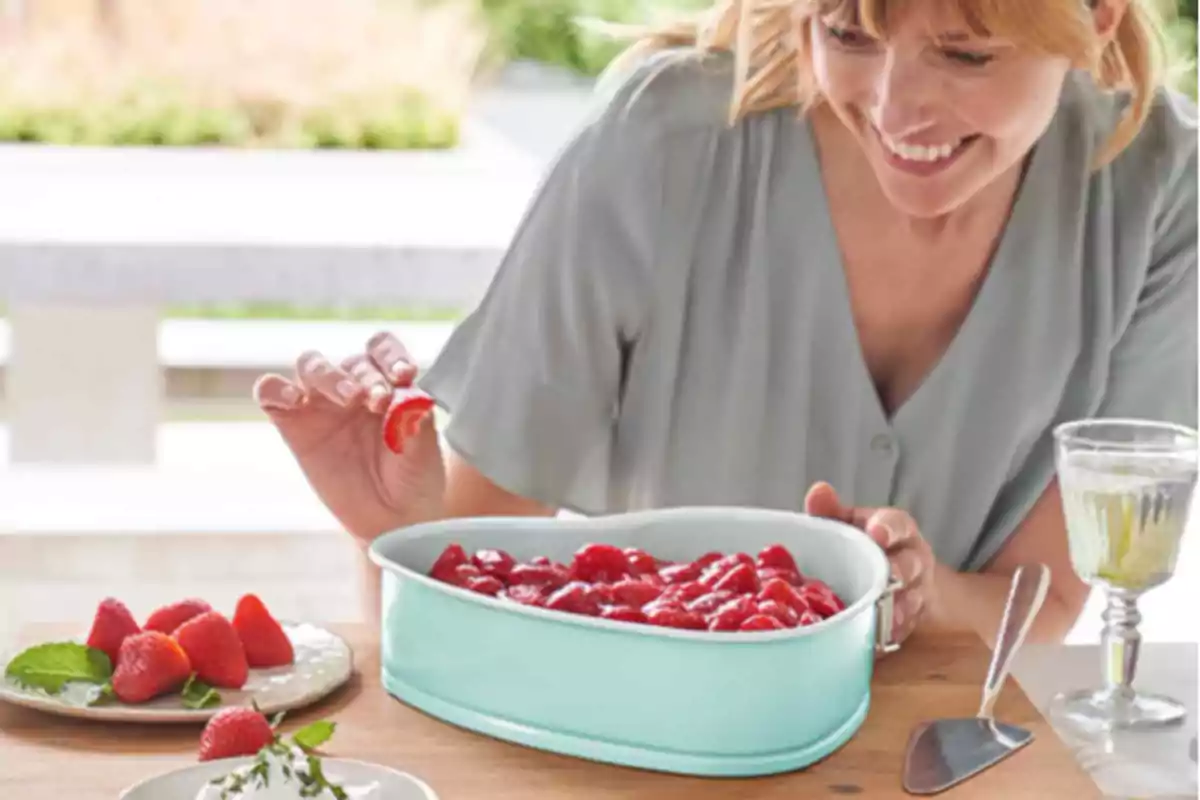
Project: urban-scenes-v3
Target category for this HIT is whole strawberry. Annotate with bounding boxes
[232,594,295,668]
[173,611,249,689]
[198,706,276,762]
[111,631,192,703]
[85,597,141,666]
[144,598,213,635]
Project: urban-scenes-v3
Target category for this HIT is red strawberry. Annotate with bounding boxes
[85,597,141,666]
[756,543,799,573]
[622,547,659,575]
[198,706,277,762]
[232,594,295,669]
[465,575,504,596]
[740,614,785,631]
[544,582,601,616]
[758,577,811,615]
[174,611,249,689]
[144,599,213,635]
[471,549,516,581]
[600,606,649,624]
[711,563,760,595]
[111,631,192,703]
[500,584,545,606]
[610,578,662,609]
[382,389,435,454]
[429,543,468,583]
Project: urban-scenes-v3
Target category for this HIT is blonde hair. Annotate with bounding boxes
[610,0,1171,167]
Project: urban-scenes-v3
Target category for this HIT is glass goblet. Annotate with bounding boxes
[1051,418,1198,730]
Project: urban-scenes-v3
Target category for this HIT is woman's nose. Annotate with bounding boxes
[870,50,938,140]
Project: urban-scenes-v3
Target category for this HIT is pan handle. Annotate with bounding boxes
[875,576,904,656]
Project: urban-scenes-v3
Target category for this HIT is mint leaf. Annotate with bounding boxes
[291,720,336,751]
[181,673,221,710]
[4,642,112,693]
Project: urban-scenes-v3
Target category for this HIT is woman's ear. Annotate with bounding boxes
[1090,0,1131,44]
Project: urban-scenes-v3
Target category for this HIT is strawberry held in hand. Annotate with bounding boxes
[111,631,193,703]
[382,388,435,454]
[85,597,141,665]
[232,594,295,668]
[173,611,250,689]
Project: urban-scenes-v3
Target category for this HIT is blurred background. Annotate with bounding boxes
[0,0,1195,643]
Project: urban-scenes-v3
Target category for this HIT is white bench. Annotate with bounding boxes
[0,142,535,465]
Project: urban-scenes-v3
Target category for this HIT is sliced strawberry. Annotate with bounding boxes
[471,549,516,581]
[706,596,757,631]
[609,578,662,609]
[382,389,435,454]
[740,614,785,631]
[600,606,649,624]
[465,576,504,596]
[757,599,800,628]
[544,582,601,616]
[429,544,468,583]
[232,594,295,669]
[85,597,141,666]
[756,543,799,573]
[800,580,846,617]
[500,584,545,606]
[711,563,759,595]
[684,590,734,615]
[758,577,811,615]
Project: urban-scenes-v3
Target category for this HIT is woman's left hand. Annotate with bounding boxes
[804,482,936,645]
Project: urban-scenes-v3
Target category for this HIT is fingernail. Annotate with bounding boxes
[391,361,411,380]
[369,384,388,400]
[281,386,301,405]
[892,604,905,631]
[337,380,359,400]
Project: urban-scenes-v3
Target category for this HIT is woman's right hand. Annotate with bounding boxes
[252,331,446,543]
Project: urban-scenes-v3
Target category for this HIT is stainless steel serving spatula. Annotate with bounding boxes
[902,563,1051,796]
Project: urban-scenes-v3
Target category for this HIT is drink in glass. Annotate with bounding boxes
[1052,418,1198,729]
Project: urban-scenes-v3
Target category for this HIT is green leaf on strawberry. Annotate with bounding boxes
[291,720,336,751]
[4,642,112,693]
[86,682,115,706]
[181,673,221,710]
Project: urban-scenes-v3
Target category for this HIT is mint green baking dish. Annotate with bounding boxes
[368,506,900,777]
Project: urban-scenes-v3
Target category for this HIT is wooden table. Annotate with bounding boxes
[0,533,1100,798]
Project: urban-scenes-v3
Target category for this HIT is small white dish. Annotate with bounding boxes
[119,757,438,799]
[0,622,353,723]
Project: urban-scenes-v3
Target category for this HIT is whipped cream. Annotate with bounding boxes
[196,745,381,800]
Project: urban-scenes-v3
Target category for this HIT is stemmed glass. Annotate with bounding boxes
[1051,418,1199,730]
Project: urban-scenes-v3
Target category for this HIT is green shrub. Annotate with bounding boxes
[477,0,705,76]
[0,0,482,149]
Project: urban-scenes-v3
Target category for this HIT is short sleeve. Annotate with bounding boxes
[417,69,665,514]
[963,97,1197,572]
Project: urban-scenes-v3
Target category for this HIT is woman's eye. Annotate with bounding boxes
[942,48,995,66]
[826,25,876,48]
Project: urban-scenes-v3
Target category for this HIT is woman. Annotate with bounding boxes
[254,0,1197,646]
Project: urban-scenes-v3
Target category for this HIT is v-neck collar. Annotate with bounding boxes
[793,107,1062,432]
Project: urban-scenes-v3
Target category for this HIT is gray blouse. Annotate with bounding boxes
[419,50,1198,572]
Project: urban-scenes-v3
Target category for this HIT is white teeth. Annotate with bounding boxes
[880,133,962,163]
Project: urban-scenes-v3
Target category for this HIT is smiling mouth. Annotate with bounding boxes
[878,130,981,164]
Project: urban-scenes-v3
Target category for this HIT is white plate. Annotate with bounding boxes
[0,622,353,723]
[119,757,438,799]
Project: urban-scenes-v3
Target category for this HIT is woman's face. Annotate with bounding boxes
[808,3,1075,218]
